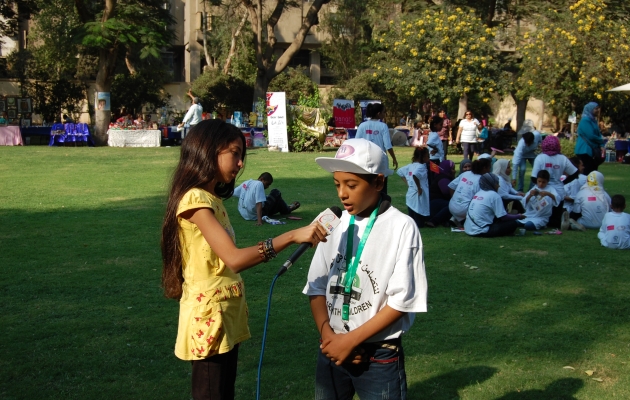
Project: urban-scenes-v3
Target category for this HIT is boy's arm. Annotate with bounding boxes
[256,202,263,226]
[320,306,405,366]
[309,296,335,342]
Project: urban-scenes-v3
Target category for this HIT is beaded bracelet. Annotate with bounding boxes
[263,238,277,260]
[257,240,267,262]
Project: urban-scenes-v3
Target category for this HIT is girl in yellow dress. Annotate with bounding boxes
[161,120,327,399]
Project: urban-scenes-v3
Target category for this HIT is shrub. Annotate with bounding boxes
[559,138,575,157]
[268,67,317,104]
[191,69,253,114]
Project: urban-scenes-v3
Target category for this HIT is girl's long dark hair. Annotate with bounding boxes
[161,120,246,299]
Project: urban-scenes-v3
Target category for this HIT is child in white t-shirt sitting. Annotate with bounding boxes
[518,170,558,231]
[397,147,430,228]
[464,173,523,237]
[598,195,630,249]
[561,156,587,226]
[233,172,300,225]
[567,171,611,231]
[303,138,428,400]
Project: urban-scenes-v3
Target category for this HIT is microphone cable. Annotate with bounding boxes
[256,271,280,400]
[256,207,341,399]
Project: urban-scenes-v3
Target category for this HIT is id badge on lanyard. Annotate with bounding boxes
[341,202,380,329]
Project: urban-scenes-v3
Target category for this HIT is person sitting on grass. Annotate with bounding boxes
[530,135,579,228]
[493,159,525,213]
[464,173,523,237]
[565,171,611,231]
[304,138,427,400]
[517,170,558,231]
[562,156,587,217]
[233,172,300,226]
[598,194,630,249]
[397,146,430,228]
[426,159,456,228]
[459,158,472,175]
[448,158,491,227]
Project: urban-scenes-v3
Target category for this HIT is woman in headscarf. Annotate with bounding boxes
[530,135,580,228]
[426,159,455,227]
[568,171,611,230]
[575,102,606,175]
[459,158,472,175]
[493,159,525,213]
[464,173,523,237]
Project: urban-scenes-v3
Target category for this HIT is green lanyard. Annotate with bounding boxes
[342,202,380,322]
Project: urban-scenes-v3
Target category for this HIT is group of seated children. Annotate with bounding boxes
[395,134,628,248]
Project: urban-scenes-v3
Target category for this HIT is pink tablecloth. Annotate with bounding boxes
[0,126,23,146]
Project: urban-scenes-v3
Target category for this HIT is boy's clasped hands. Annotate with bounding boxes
[320,329,366,365]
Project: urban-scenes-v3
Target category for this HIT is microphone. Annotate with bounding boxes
[276,206,343,276]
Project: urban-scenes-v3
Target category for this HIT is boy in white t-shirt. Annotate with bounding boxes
[518,170,559,230]
[598,195,630,249]
[304,138,428,400]
[233,172,299,225]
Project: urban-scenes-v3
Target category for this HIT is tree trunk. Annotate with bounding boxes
[223,11,248,75]
[93,46,119,146]
[252,71,270,106]
[515,98,527,132]
[457,94,468,120]
[125,48,137,75]
[244,0,330,105]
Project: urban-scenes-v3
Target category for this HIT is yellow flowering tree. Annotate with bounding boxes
[370,7,505,108]
[517,0,630,115]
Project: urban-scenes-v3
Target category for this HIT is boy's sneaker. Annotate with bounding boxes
[561,211,570,231]
[569,218,587,232]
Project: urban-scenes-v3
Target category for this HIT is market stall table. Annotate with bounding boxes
[0,126,23,146]
[49,123,93,146]
[107,129,161,147]
[21,126,52,145]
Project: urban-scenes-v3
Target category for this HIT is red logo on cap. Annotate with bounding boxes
[336,145,355,159]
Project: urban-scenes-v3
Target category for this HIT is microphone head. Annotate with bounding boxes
[330,206,343,218]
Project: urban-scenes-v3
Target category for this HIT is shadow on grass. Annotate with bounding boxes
[0,171,625,399]
[494,378,583,400]
[409,365,497,399]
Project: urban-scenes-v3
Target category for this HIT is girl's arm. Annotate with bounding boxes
[456,126,463,143]
[413,175,422,195]
[320,306,405,366]
[183,208,327,273]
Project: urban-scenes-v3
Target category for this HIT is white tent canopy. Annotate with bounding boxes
[607,83,630,92]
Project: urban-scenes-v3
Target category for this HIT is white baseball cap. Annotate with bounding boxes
[315,138,393,176]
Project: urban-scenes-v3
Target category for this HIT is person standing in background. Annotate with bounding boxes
[355,103,399,194]
[575,102,606,175]
[178,89,203,131]
[438,110,451,160]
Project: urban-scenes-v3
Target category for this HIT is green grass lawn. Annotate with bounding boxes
[1,145,629,400]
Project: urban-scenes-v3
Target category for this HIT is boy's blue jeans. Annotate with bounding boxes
[315,342,407,400]
[514,158,535,192]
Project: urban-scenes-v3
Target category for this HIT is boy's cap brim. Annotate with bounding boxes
[316,158,393,176]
